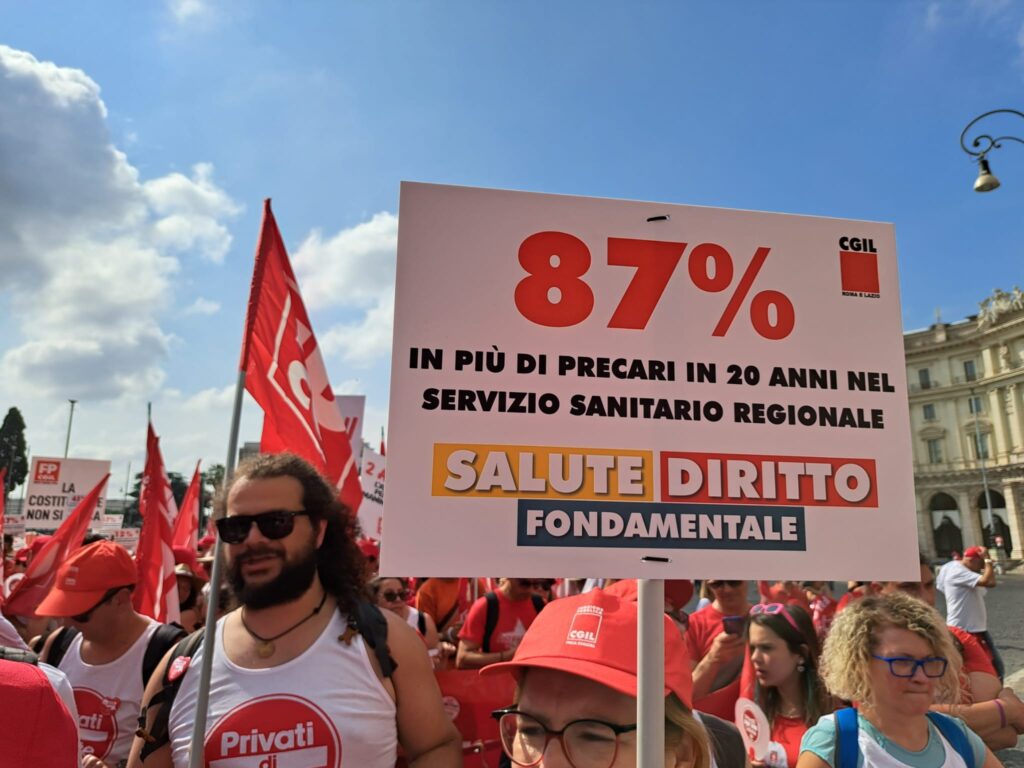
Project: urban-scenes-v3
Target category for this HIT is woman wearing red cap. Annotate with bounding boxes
[482,589,715,768]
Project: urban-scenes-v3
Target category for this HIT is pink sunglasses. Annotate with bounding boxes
[749,602,802,634]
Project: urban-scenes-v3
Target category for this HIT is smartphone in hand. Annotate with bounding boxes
[721,615,746,635]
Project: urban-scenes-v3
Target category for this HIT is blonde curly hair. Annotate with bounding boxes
[819,591,961,708]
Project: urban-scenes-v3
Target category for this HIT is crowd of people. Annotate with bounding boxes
[2,451,1024,768]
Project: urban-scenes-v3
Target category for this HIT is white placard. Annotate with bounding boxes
[24,456,111,532]
[382,182,915,580]
[336,395,366,470]
[359,448,385,540]
[113,527,140,552]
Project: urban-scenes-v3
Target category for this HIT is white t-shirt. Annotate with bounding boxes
[936,560,986,632]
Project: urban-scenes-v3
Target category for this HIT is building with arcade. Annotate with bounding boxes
[908,287,1024,560]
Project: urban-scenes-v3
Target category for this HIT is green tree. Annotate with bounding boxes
[0,407,29,498]
[123,470,189,527]
[200,463,226,531]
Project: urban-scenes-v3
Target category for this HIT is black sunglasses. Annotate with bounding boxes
[381,589,410,603]
[707,580,743,589]
[71,586,127,623]
[216,510,309,545]
[516,579,554,590]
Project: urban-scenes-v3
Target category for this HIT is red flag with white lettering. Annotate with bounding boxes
[4,474,109,616]
[0,468,6,586]
[239,200,362,513]
[133,424,181,624]
[172,461,201,552]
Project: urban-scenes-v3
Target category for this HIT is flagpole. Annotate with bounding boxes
[189,369,246,767]
[637,578,665,768]
[189,200,271,767]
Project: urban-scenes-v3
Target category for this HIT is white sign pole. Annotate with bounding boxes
[637,578,665,768]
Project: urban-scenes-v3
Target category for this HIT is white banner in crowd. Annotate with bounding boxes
[113,527,140,552]
[382,182,916,580]
[359,448,386,540]
[24,456,111,532]
[4,508,25,536]
[336,395,366,470]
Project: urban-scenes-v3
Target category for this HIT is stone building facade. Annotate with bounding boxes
[907,287,1024,560]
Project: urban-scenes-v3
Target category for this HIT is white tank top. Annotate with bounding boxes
[405,608,423,632]
[858,725,969,768]
[58,620,159,766]
[168,609,398,768]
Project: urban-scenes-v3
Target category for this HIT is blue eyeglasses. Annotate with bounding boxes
[871,654,948,678]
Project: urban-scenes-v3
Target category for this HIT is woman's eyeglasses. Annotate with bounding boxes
[381,589,410,603]
[491,708,636,768]
[707,580,742,589]
[871,654,948,678]
[215,510,309,544]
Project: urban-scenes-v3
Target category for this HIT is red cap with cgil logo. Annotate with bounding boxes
[962,546,987,560]
[35,541,137,617]
[480,588,692,707]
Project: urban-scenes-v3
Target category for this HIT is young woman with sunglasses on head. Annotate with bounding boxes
[373,576,443,666]
[797,592,1002,768]
[742,603,832,767]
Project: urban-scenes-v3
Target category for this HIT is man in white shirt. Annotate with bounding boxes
[936,544,1002,679]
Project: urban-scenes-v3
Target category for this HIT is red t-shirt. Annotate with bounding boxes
[0,659,79,767]
[459,591,540,653]
[948,624,998,702]
[685,604,743,719]
[763,714,808,768]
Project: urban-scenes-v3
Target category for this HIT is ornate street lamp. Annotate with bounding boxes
[960,109,1024,192]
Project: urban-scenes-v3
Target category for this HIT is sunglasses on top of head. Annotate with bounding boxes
[215,509,309,545]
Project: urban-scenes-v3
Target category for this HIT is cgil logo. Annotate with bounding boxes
[565,606,603,648]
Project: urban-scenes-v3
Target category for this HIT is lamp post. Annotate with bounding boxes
[960,109,1024,192]
[969,389,996,551]
[64,399,77,458]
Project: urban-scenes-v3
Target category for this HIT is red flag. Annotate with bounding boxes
[239,200,362,513]
[0,468,6,586]
[171,461,201,552]
[4,474,109,616]
[380,427,386,457]
[133,424,181,624]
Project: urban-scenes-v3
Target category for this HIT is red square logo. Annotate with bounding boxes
[840,251,880,294]
[34,460,60,484]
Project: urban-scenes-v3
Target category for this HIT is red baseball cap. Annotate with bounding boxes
[35,541,137,617]
[605,578,694,611]
[14,535,52,564]
[963,546,986,560]
[481,588,693,707]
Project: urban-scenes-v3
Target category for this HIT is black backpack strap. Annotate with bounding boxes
[351,600,396,678]
[44,626,79,669]
[482,592,499,653]
[142,623,188,688]
[138,630,205,761]
[435,600,459,634]
[417,611,427,636]
[531,594,545,614]
[0,646,39,665]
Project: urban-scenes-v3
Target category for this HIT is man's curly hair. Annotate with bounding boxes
[819,591,961,708]
[214,452,367,616]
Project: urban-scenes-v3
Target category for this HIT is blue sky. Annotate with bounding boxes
[2,0,1023,494]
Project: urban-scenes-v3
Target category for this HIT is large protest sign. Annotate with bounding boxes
[24,456,111,531]
[383,182,915,579]
[359,447,385,539]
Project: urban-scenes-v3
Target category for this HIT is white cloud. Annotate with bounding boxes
[0,45,240,401]
[292,212,398,311]
[168,0,211,24]
[182,385,236,413]
[925,2,943,30]
[320,292,395,367]
[183,297,221,316]
[291,212,398,367]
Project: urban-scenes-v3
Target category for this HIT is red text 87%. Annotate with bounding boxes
[513,231,796,340]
